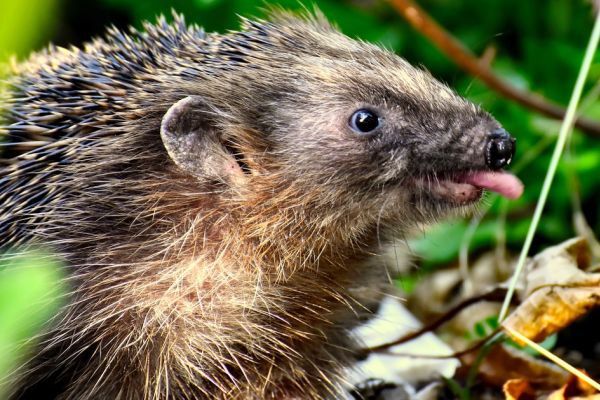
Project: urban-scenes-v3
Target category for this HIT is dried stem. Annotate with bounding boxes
[364,287,508,353]
[388,0,600,138]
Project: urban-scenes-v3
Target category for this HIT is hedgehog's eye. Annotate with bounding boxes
[349,109,380,134]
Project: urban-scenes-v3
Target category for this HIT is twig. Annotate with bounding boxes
[365,329,502,361]
[364,287,508,353]
[387,0,600,138]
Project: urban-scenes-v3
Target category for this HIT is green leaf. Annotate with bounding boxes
[0,251,66,398]
[0,0,59,62]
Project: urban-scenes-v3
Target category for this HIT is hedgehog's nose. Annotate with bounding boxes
[485,128,515,169]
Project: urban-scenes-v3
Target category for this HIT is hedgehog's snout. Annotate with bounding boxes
[485,128,515,170]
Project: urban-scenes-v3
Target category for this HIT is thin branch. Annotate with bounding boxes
[364,287,508,354]
[388,0,600,138]
[370,336,493,359]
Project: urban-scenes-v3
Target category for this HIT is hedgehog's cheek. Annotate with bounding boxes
[160,95,245,186]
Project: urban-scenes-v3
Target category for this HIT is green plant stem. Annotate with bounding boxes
[498,11,600,322]
[466,333,505,391]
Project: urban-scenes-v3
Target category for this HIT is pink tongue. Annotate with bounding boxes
[463,171,524,200]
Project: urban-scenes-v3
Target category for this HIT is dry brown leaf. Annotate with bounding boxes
[503,373,600,400]
[547,372,600,400]
[504,238,600,342]
[518,237,594,298]
[503,378,535,400]
[460,343,568,389]
[504,285,600,343]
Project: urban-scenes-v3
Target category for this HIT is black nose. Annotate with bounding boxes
[486,128,515,169]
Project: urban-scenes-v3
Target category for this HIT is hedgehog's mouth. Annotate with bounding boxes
[414,170,523,205]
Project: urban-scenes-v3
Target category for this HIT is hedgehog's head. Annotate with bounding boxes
[160,12,522,239]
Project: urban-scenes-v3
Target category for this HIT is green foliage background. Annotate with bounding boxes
[0,0,599,391]
[0,253,65,398]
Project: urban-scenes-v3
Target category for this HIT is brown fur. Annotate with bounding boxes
[1,11,503,400]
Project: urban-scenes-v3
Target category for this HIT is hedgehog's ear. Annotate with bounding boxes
[160,96,245,185]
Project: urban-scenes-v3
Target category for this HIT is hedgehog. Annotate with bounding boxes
[0,10,522,400]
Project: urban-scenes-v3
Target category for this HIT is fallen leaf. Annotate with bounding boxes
[503,378,535,400]
[547,372,600,400]
[503,374,600,400]
[460,343,568,389]
[504,238,600,343]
